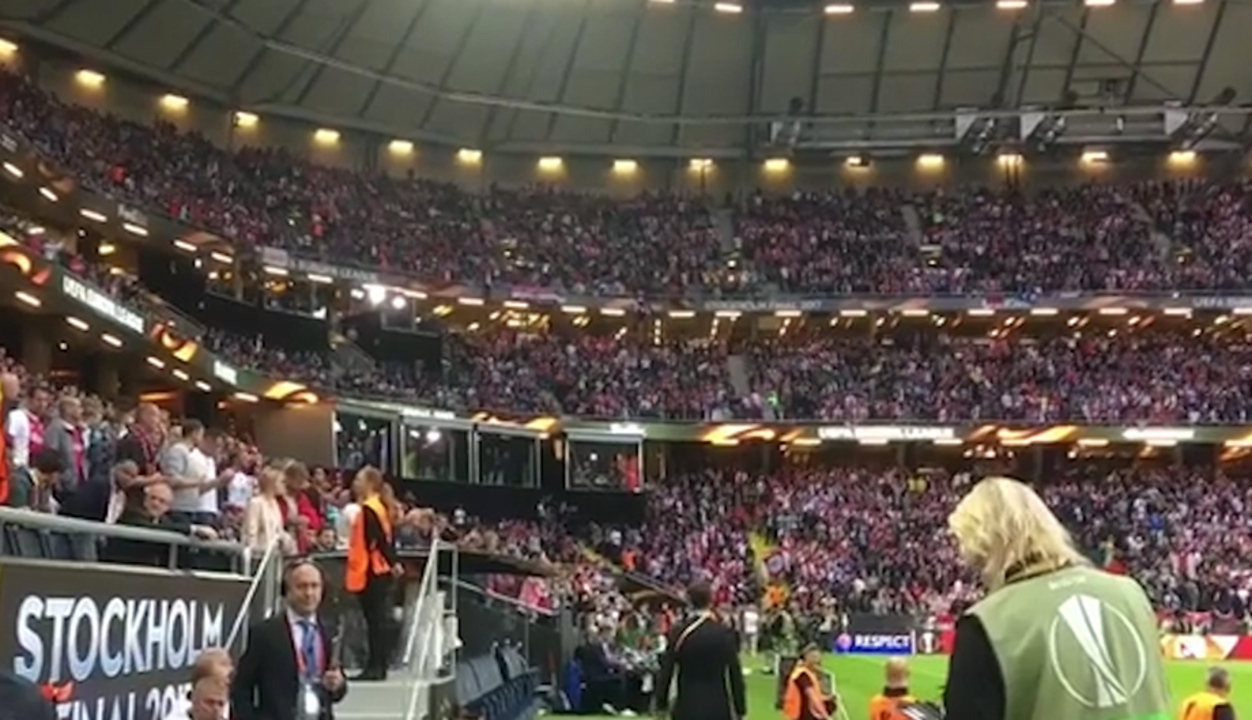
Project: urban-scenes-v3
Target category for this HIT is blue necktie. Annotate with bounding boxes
[300,619,319,682]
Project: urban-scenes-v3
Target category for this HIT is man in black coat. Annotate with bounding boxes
[654,582,746,720]
[232,561,348,720]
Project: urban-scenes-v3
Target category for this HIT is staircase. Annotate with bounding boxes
[900,203,925,244]
[727,354,751,397]
[712,206,737,253]
[331,331,378,374]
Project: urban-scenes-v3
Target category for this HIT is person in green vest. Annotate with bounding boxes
[943,476,1172,720]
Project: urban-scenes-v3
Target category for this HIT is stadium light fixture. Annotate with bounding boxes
[0,39,16,57]
[824,4,855,14]
[75,69,105,88]
[612,159,638,174]
[763,158,790,173]
[14,291,40,308]
[122,222,149,237]
[2,162,21,179]
[314,128,340,145]
[537,156,563,171]
[38,187,58,203]
[457,148,483,165]
[997,152,1023,166]
[80,208,107,223]
[160,94,188,111]
[916,153,945,168]
[845,156,869,169]
[66,317,89,331]
[1084,0,1115,6]
[1173,0,1203,5]
[689,158,713,171]
[1168,150,1197,165]
[909,2,941,11]
[101,333,123,348]
[714,2,743,13]
[234,111,259,128]
[388,139,414,155]
[996,0,1028,8]
[1081,149,1109,163]
[650,0,676,4]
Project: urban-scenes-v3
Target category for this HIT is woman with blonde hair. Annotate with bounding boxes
[344,466,401,681]
[241,467,294,555]
[942,476,1170,720]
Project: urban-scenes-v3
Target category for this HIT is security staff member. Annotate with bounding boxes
[782,644,830,720]
[867,658,914,720]
[344,467,401,681]
[944,477,1171,720]
[655,581,746,720]
[1178,667,1235,720]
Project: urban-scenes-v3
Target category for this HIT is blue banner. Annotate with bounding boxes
[832,632,915,655]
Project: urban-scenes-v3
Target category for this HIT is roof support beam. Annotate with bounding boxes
[806,15,827,119]
[1049,8,1179,101]
[742,9,767,153]
[543,0,591,143]
[993,17,1024,108]
[356,0,430,118]
[291,0,370,107]
[419,1,487,131]
[607,7,645,145]
[167,0,244,73]
[479,6,542,145]
[1187,0,1226,105]
[668,9,699,147]
[501,17,561,146]
[866,10,893,129]
[31,0,80,25]
[930,8,957,111]
[1122,0,1160,103]
[102,0,163,52]
[1012,4,1045,108]
[1059,9,1089,103]
[226,0,309,102]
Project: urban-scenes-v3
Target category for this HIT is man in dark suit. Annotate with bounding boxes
[654,582,746,720]
[232,561,349,720]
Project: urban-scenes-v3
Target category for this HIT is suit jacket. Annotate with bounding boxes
[232,612,348,720]
[654,614,746,720]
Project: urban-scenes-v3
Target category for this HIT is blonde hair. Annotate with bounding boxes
[947,476,1088,592]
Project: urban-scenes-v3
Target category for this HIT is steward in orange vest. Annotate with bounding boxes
[1178,668,1236,720]
[345,467,400,681]
[783,645,831,720]
[868,657,918,720]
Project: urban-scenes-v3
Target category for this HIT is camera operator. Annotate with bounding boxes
[944,477,1170,720]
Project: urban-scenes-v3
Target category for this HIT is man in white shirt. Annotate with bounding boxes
[163,420,229,526]
[742,605,761,656]
[5,385,51,469]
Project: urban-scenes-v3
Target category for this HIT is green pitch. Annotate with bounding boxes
[572,655,1252,720]
[732,654,1252,719]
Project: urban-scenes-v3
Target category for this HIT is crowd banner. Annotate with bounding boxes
[0,559,250,720]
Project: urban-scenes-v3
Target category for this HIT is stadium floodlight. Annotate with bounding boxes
[1168,150,1197,164]
[234,111,259,128]
[909,2,941,11]
[160,94,188,111]
[313,128,340,144]
[537,156,563,171]
[75,69,105,87]
[714,2,743,13]
[0,38,17,56]
[763,158,790,173]
[916,153,945,168]
[1084,0,1115,6]
[388,139,414,155]
[996,0,1028,8]
[457,148,482,165]
[1081,149,1109,163]
[824,4,855,14]
[689,158,713,171]
[612,159,638,174]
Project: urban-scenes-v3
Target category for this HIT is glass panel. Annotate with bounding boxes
[567,438,642,491]
[400,425,470,483]
[334,412,392,471]
[477,432,537,487]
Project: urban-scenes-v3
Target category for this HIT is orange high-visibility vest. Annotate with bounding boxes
[345,495,393,593]
[868,693,917,720]
[1178,691,1225,720]
[782,665,822,720]
[0,384,10,505]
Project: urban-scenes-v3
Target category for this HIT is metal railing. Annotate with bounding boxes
[225,535,285,652]
[403,539,460,720]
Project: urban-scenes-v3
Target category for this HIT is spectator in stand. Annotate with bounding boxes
[8,447,63,513]
[107,480,218,566]
[284,462,324,555]
[114,402,167,502]
[43,394,87,504]
[243,467,295,555]
[6,384,51,471]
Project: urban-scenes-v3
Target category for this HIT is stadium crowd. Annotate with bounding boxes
[5,67,1252,297]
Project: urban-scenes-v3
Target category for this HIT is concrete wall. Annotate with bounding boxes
[2,40,1249,197]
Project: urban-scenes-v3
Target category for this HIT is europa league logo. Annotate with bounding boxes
[834,634,853,652]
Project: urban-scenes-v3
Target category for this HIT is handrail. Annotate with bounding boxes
[0,506,249,554]
[452,578,557,617]
[224,536,283,651]
[405,539,459,720]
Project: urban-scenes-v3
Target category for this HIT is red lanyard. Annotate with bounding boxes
[291,620,324,678]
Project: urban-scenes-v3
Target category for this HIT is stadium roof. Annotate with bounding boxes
[2,0,1251,157]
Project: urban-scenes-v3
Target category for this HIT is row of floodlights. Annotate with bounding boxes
[650,0,1203,13]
